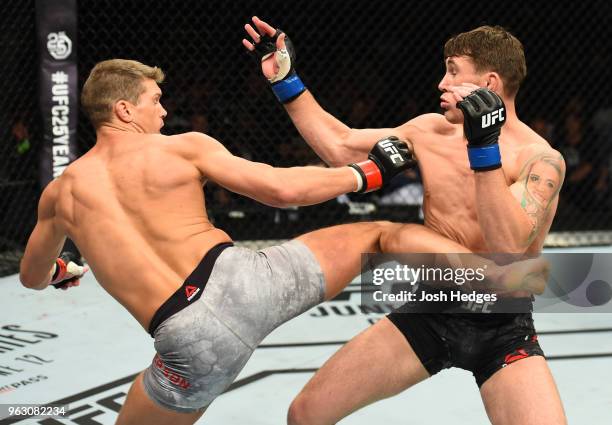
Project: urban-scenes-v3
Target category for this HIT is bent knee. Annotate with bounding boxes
[379,223,420,253]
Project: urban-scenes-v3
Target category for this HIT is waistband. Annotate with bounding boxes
[148,242,234,337]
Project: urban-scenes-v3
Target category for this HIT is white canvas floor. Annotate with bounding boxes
[1,246,611,424]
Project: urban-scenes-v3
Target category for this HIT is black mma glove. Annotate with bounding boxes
[349,136,417,193]
[50,251,88,289]
[457,88,506,171]
[252,29,306,103]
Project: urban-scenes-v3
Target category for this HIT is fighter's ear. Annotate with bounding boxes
[114,100,133,123]
[484,72,503,95]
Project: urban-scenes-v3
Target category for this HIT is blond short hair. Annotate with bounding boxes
[444,26,526,97]
[81,59,165,128]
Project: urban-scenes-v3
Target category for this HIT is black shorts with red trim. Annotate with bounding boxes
[387,311,544,387]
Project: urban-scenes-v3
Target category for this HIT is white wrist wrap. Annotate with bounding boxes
[349,166,364,192]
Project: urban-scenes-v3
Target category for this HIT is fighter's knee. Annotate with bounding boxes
[374,220,394,227]
[380,222,416,253]
[287,393,321,425]
[373,220,397,250]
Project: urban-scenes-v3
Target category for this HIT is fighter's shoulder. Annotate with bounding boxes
[38,178,61,217]
[164,132,224,158]
[514,128,566,173]
[42,178,60,199]
[162,131,222,162]
[395,113,455,138]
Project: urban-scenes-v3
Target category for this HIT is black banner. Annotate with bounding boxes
[36,0,78,189]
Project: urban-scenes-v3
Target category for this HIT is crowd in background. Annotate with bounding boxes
[5,76,612,238]
[3,0,612,246]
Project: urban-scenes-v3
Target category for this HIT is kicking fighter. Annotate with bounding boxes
[19,59,415,425]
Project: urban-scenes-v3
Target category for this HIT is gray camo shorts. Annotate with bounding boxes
[142,239,325,412]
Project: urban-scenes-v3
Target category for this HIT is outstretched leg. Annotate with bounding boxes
[296,221,399,300]
[297,221,548,300]
[381,223,550,294]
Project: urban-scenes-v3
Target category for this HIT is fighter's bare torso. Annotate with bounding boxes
[51,131,231,329]
[396,112,556,254]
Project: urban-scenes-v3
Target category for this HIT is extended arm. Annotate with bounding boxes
[243,17,401,166]
[184,132,414,207]
[201,138,358,207]
[284,92,406,166]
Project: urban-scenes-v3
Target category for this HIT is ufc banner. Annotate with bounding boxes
[36,0,78,188]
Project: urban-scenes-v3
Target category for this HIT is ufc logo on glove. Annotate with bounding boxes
[481,107,505,128]
[380,140,405,164]
[458,88,507,171]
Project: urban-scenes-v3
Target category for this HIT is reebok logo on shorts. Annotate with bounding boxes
[185,285,200,302]
[153,354,191,389]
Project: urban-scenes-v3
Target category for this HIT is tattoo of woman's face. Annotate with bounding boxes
[525,160,560,205]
